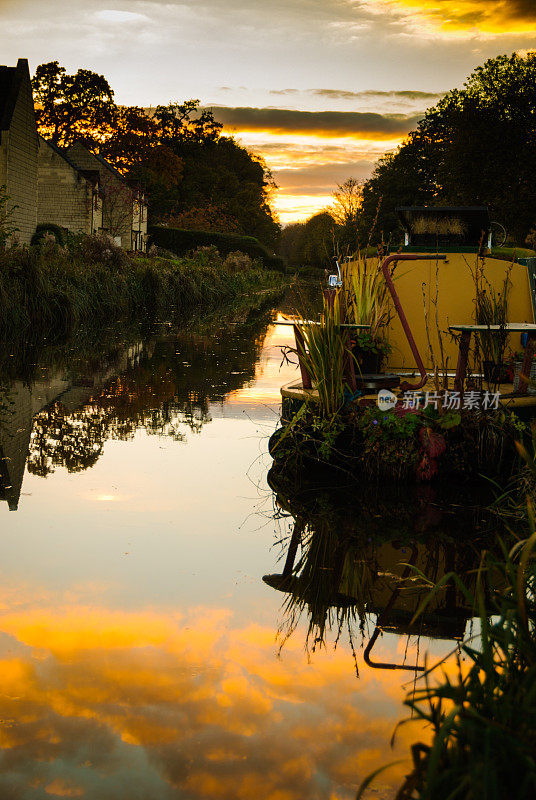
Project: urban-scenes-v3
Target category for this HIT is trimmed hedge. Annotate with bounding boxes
[31,223,67,247]
[149,225,286,272]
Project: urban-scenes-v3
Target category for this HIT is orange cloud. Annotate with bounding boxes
[230,129,407,223]
[377,0,536,34]
[44,778,84,797]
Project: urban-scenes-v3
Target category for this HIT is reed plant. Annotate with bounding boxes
[294,291,347,417]
[473,260,512,365]
[341,256,391,339]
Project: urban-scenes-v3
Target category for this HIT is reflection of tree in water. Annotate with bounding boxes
[29,404,113,477]
[265,467,496,671]
[27,314,270,477]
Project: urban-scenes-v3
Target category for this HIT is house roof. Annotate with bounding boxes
[69,141,146,200]
[40,135,100,187]
[0,58,30,132]
[91,150,127,181]
[79,169,100,187]
[41,135,80,171]
[70,141,126,181]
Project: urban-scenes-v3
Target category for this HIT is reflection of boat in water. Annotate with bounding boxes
[264,466,498,670]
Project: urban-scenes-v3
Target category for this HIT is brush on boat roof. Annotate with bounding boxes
[397,206,490,249]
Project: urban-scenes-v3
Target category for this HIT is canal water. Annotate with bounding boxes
[0,291,481,799]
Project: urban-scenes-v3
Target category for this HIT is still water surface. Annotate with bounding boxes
[0,295,479,799]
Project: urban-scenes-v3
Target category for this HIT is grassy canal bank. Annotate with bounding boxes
[0,236,287,341]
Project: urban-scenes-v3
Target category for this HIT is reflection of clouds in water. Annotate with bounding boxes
[0,602,423,799]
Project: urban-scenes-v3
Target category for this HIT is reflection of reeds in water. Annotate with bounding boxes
[360,530,536,799]
[272,505,488,673]
[277,522,376,669]
[268,468,495,674]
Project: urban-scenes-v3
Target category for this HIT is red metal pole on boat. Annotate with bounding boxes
[380,253,446,392]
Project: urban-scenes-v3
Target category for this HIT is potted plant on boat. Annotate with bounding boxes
[351,330,391,374]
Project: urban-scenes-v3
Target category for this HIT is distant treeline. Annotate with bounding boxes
[32,63,280,252]
[360,52,536,247]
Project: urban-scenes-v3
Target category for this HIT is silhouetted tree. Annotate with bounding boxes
[32,61,116,148]
[330,178,363,253]
[99,106,158,170]
[280,212,336,269]
[360,52,536,245]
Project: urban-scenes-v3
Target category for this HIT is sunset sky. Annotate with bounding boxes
[2,1,536,222]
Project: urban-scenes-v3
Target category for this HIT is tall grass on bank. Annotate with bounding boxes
[0,237,286,341]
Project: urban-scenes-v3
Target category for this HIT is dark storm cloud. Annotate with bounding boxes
[204,106,422,137]
[268,88,443,101]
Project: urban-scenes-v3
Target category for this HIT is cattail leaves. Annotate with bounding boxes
[342,257,392,339]
[294,292,348,417]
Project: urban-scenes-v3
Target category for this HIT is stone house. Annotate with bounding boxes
[0,58,38,244]
[65,142,148,251]
[37,136,103,235]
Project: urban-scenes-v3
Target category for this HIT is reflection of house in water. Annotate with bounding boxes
[0,343,148,510]
[264,473,495,670]
[0,309,272,510]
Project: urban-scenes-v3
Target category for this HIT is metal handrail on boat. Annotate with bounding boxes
[363,544,426,672]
